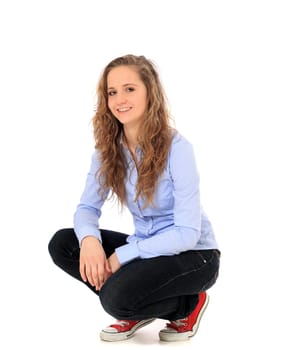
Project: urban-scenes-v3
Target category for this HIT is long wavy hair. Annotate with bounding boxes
[93,54,174,207]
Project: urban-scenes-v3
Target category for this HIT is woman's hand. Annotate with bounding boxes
[108,252,121,274]
[79,236,112,290]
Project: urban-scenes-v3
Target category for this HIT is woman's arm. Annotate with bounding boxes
[73,151,109,244]
[74,151,111,289]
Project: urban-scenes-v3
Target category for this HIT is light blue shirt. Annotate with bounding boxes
[74,132,218,265]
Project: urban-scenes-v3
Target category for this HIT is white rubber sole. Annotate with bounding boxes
[100,318,155,342]
[159,294,209,342]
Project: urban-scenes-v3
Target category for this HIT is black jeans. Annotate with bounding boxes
[48,228,220,321]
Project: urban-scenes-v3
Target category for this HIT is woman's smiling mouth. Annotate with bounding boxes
[117,107,132,113]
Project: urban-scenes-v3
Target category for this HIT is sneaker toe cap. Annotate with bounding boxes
[102,327,119,334]
[160,327,178,334]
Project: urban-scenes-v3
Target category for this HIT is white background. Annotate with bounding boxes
[0,0,283,349]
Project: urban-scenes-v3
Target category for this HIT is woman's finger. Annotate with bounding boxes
[91,265,100,290]
[96,263,106,290]
[79,261,87,282]
[85,264,95,286]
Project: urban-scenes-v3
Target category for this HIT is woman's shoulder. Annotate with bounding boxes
[88,148,103,172]
[167,131,198,173]
[170,130,193,150]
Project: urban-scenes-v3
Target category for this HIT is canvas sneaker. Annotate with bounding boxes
[100,318,155,341]
[159,291,209,342]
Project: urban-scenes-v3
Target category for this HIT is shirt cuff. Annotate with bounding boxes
[75,226,102,246]
[115,242,140,265]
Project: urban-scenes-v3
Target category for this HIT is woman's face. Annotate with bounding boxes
[107,65,148,129]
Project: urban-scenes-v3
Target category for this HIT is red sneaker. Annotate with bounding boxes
[100,318,155,341]
[159,292,209,341]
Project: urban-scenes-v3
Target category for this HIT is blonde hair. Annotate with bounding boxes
[93,54,174,207]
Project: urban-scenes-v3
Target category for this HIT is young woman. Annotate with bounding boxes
[48,54,220,342]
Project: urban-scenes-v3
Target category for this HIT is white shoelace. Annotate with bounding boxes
[170,318,187,327]
[115,320,130,326]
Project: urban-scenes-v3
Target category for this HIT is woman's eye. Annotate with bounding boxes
[126,87,135,92]
[108,90,116,96]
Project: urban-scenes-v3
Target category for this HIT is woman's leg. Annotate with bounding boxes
[99,249,220,321]
[49,230,220,320]
[48,228,128,295]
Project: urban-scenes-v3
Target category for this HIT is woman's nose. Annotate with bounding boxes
[115,92,127,105]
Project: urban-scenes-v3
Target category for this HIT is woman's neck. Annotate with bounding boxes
[123,125,139,154]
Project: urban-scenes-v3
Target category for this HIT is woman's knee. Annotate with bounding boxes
[48,228,77,265]
[48,230,62,263]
